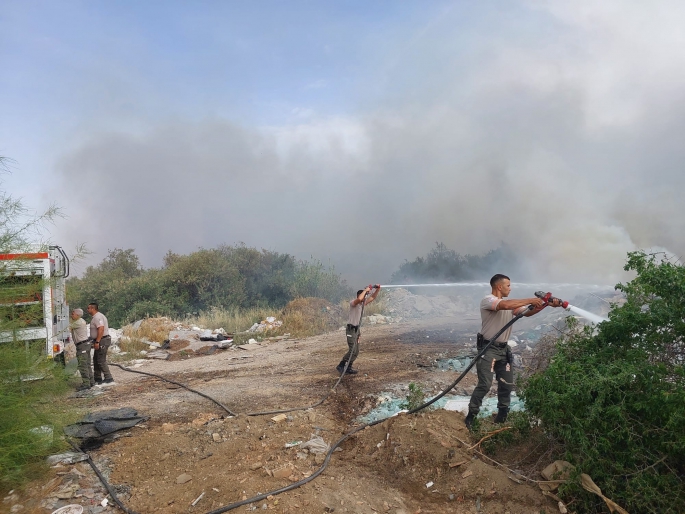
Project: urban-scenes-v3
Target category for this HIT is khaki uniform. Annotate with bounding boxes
[342,301,363,365]
[468,294,515,416]
[90,311,113,383]
[70,317,93,387]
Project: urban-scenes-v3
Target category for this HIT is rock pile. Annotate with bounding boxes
[246,316,283,333]
[382,288,478,319]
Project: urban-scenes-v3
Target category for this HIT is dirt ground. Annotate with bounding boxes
[12,316,560,514]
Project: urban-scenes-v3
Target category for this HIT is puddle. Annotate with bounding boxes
[444,394,526,417]
[359,391,526,423]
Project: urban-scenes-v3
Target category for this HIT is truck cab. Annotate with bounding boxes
[0,246,70,360]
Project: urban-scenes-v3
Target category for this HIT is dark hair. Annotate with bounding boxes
[88,302,99,311]
[490,274,510,288]
[357,290,364,296]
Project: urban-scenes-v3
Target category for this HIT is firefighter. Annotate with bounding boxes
[87,302,115,386]
[464,274,563,429]
[336,285,380,375]
[70,308,94,390]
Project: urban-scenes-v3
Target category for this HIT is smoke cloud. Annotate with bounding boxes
[55,2,685,286]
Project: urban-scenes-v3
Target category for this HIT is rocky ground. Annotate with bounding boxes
[7,288,617,514]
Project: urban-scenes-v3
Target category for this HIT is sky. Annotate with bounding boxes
[1,0,683,285]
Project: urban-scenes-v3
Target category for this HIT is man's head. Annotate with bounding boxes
[357,290,364,296]
[87,303,99,316]
[71,308,83,320]
[490,274,511,297]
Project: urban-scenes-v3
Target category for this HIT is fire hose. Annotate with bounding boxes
[75,290,564,513]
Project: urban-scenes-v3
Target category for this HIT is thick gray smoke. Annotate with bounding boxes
[55,2,685,285]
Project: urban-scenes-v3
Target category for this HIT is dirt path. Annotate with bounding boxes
[18,316,558,514]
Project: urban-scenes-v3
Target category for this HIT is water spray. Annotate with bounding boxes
[380,282,610,289]
[379,283,609,324]
[534,290,608,324]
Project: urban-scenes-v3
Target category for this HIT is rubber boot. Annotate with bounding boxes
[494,407,509,424]
[336,361,347,375]
[464,412,475,430]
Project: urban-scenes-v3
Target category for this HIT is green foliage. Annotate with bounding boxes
[400,382,425,411]
[0,157,74,491]
[0,342,73,490]
[390,242,518,283]
[520,251,685,513]
[68,245,351,326]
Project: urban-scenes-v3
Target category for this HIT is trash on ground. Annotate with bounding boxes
[300,435,329,454]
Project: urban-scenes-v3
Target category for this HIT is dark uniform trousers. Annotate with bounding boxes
[93,335,113,382]
[343,324,360,365]
[75,340,94,387]
[467,343,513,415]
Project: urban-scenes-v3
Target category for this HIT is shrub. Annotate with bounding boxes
[520,251,685,513]
[401,382,425,411]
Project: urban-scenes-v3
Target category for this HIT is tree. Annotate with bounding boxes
[0,157,71,491]
[520,251,685,513]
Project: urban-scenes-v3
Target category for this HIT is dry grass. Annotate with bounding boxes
[121,317,177,343]
[189,307,279,336]
[115,299,348,348]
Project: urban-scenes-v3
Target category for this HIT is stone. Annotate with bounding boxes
[147,350,170,360]
[272,467,292,479]
[46,452,88,466]
[212,433,222,442]
[250,461,263,470]
[175,473,192,484]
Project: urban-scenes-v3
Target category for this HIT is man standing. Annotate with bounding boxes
[70,308,93,390]
[87,302,115,386]
[464,274,562,429]
[336,285,380,375]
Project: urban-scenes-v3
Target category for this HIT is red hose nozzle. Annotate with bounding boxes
[534,291,568,309]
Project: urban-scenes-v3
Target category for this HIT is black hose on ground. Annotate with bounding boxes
[110,363,238,417]
[84,302,530,513]
[67,439,141,514]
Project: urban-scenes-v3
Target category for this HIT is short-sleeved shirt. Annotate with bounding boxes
[70,317,89,343]
[90,311,110,339]
[348,301,363,326]
[480,294,513,343]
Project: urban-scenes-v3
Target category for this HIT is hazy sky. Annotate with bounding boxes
[1,1,683,285]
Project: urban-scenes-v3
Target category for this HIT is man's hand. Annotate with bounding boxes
[530,297,545,308]
[549,298,564,308]
[374,284,381,289]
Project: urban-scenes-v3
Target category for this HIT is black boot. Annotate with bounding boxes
[336,361,347,375]
[345,365,358,375]
[464,412,475,430]
[494,407,509,424]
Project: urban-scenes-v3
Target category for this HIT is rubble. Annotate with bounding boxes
[246,317,283,333]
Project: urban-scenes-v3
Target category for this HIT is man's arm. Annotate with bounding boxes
[93,325,105,349]
[497,297,544,311]
[351,287,371,306]
[365,285,381,305]
[515,298,565,316]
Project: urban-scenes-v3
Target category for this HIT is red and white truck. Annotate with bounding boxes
[0,246,71,361]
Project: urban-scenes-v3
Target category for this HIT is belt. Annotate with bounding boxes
[347,324,359,330]
[76,339,91,345]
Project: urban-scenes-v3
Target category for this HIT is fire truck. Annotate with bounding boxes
[0,246,71,361]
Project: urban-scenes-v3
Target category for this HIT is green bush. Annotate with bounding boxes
[390,242,518,283]
[68,245,351,326]
[401,382,425,411]
[520,251,685,513]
